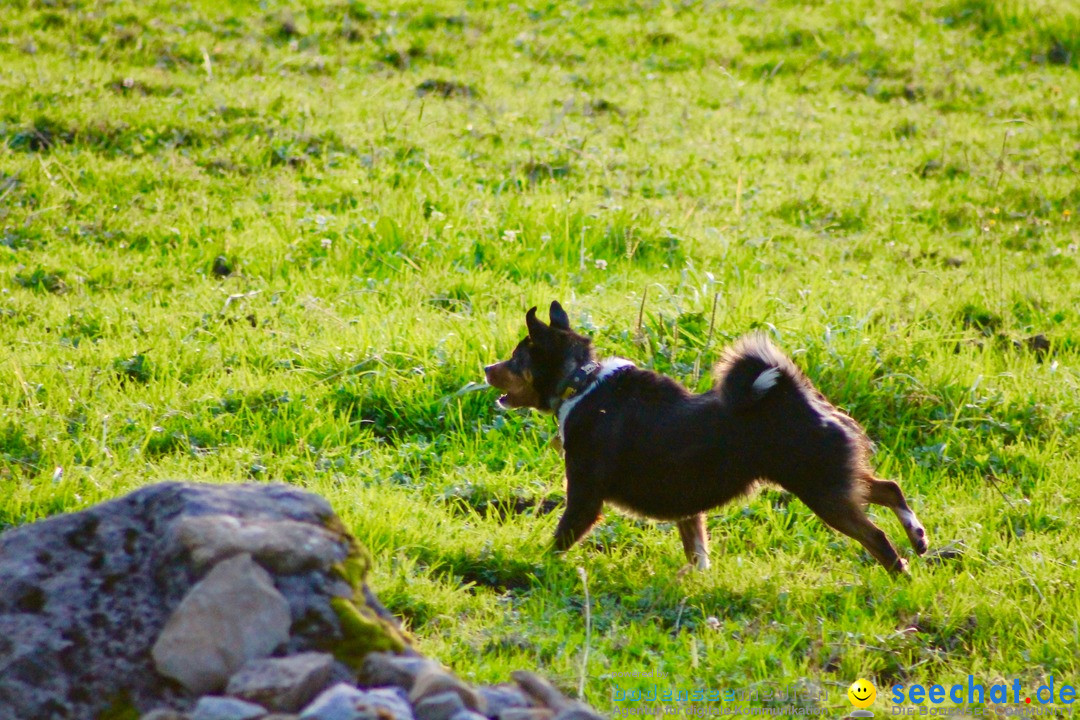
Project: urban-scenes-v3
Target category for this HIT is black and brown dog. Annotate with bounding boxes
[485,301,929,573]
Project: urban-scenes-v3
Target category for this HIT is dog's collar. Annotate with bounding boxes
[553,361,601,406]
[555,358,635,439]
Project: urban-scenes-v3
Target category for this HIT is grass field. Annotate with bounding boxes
[2,0,1079,714]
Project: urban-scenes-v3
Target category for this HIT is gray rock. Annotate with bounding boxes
[299,682,364,719]
[498,710,554,720]
[0,482,408,720]
[359,688,414,720]
[226,652,337,712]
[361,651,438,690]
[510,672,570,711]
[299,683,412,720]
[506,673,602,720]
[190,696,267,720]
[477,685,533,716]
[153,553,291,694]
[507,673,601,720]
[413,692,464,720]
[173,515,344,574]
[409,668,483,712]
[552,710,605,720]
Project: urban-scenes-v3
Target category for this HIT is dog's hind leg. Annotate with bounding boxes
[676,514,710,570]
[801,492,908,574]
[866,477,929,555]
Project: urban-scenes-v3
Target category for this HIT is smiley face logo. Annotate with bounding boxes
[847,678,876,709]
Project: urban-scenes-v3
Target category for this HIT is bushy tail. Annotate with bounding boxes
[712,333,807,410]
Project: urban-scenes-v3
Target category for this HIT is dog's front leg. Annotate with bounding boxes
[553,463,603,552]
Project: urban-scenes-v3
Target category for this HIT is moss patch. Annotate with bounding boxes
[96,692,138,720]
[331,548,372,589]
[326,595,408,667]
[321,538,410,669]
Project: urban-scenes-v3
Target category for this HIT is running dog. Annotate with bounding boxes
[484,301,929,573]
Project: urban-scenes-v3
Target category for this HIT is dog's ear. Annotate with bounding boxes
[525,306,549,341]
[549,301,570,330]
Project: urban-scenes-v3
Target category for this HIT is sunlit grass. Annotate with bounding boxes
[1,0,1078,714]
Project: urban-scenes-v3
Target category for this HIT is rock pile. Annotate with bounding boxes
[0,482,605,720]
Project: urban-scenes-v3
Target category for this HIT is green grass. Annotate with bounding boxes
[1,0,1079,715]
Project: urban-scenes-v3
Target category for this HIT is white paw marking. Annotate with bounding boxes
[898,509,923,532]
[694,538,710,570]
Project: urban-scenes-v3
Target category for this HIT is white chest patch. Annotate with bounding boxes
[557,358,635,442]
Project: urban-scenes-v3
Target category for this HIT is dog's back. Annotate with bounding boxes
[562,334,866,519]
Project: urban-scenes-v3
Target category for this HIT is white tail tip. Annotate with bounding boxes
[752,367,781,394]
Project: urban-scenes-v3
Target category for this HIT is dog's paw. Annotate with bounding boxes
[898,510,929,555]
[911,526,929,556]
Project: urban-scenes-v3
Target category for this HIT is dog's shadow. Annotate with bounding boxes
[425,547,547,594]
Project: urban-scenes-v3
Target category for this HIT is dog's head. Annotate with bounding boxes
[484,301,594,411]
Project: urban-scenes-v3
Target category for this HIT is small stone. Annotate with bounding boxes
[361,651,438,690]
[299,683,413,720]
[152,553,291,694]
[299,683,364,719]
[507,673,601,720]
[510,672,569,711]
[552,709,606,720]
[190,696,267,720]
[477,685,532,715]
[359,688,413,720]
[409,668,483,712]
[1024,333,1052,357]
[212,255,233,278]
[498,710,554,720]
[226,652,337,712]
[413,692,464,720]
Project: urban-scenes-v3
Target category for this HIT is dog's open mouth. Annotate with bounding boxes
[484,362,540,409]
[495,391,532,409]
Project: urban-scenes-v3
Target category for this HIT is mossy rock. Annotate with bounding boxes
[326,595,409,667]
[321,546,411,668]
